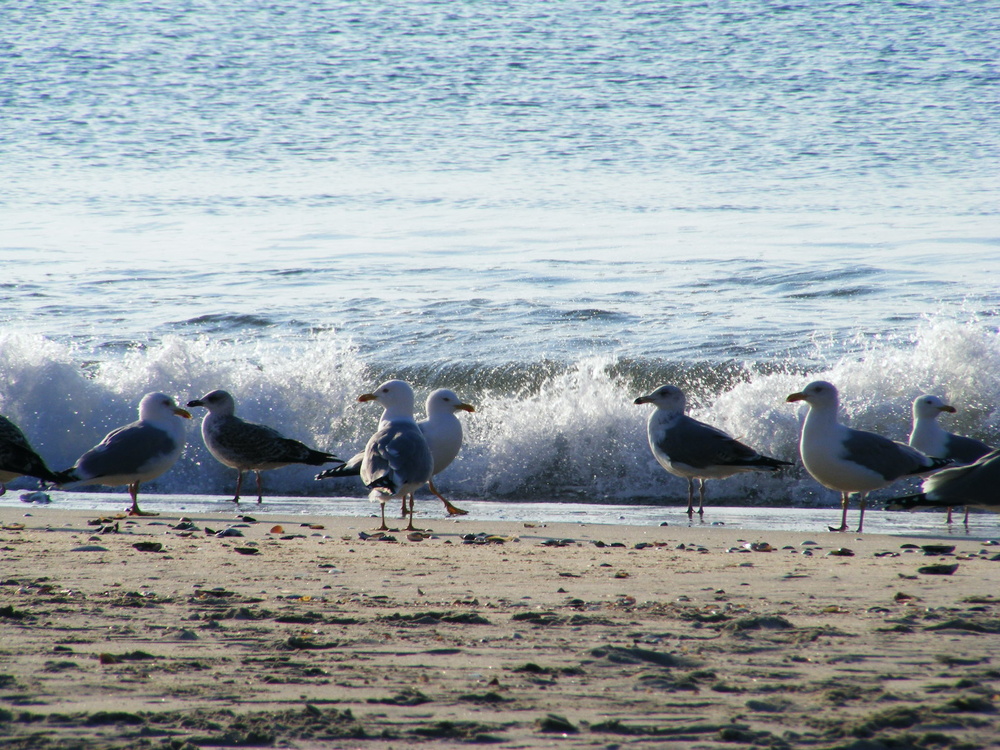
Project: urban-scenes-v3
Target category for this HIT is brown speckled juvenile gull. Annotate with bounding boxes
[187,389,339,503]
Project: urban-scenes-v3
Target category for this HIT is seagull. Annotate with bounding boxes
[634,384,791,517]
[53,392,191,516]
[887,449,1000,514]
[186,389,339,503]
[908,394,993,525]
[317,388,474,517]
[356,380,433,531]
[786,381,950,533]
[0,414,60,495]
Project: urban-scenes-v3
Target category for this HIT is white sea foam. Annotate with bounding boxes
[3,318,999,514]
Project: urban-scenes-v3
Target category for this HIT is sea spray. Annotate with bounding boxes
[2,318,1000,505]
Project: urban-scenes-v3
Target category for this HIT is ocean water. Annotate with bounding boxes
[2,1,999,530]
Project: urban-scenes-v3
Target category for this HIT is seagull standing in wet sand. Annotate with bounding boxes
[187,389,339,503]
[0,414,60,495]
[634,384,791,517]
[317,388,474,517]
[53,392,191,516]
[887,449,1000,515]
[356,380,433,531]
[908,394,993,525]
[786,381,950,533]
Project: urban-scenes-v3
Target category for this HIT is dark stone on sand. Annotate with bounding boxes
[368,687,430,706]
[0,605,27,620]
[537,713,578,733]
[925,618,1000,634]
[85,711,145,725]
[590,646,698,668]
[917,563,959,575]
[458,691,508,704]
[723,615,794,633]
[921,544,956,555]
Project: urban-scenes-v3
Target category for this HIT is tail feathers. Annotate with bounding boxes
[302,448,340,466]
[910,456,953,476]
[52,468,81,486]
[752,456,794,470]
[366,477,399,500]
[886,493,933,511]
[309,451,341,466]
[1,445,62,484]
[315,460,361,480]
[3,461,61,484]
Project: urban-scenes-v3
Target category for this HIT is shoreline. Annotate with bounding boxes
[2,508,999,748]
[4,491,997,541]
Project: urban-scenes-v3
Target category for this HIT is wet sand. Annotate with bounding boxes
[1,507,998,749]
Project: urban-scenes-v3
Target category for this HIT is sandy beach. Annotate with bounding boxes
[1,506,998,749]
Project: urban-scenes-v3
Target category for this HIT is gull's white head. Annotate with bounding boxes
[912,394,956,421]
[139,392,192,422]
[186,389,237,416]
[426,388,475,417]
[786,380,839,410]
[634,384,686,412]
[359,379,416,414]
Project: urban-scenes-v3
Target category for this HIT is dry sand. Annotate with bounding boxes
[1,506,998,749]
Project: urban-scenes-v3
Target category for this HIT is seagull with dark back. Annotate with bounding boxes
[787,381,950,533]
[634,384,791,517]
[908,394,993,525]
[187,390,339,503]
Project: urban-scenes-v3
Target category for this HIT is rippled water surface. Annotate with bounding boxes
[2,1,999,514]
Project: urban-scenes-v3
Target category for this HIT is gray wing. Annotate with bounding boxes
[361,422,433,492]
[842,429,928,481]
[213,417,334,466]
[656,416,772,469]
[943,433,993,464]
[75,421,177,478]
[925,449,1000,506]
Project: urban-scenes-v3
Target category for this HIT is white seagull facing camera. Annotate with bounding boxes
[317,388,475,517]
[887,449,1000,514]
[186,390,340,504]
[634,384,791,517]
[786,381,950,533]
[0,414,60,495]
[357,380,433,531]
[908,394,993,525]
[53,392,191,516]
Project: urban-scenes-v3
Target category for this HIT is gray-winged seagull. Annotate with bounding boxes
[53,392,191,516]
[908,394,993,525]
[786,381,950,532]
[887,449,1000,514]
[634,384,791,517]
[186,389,339,503]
